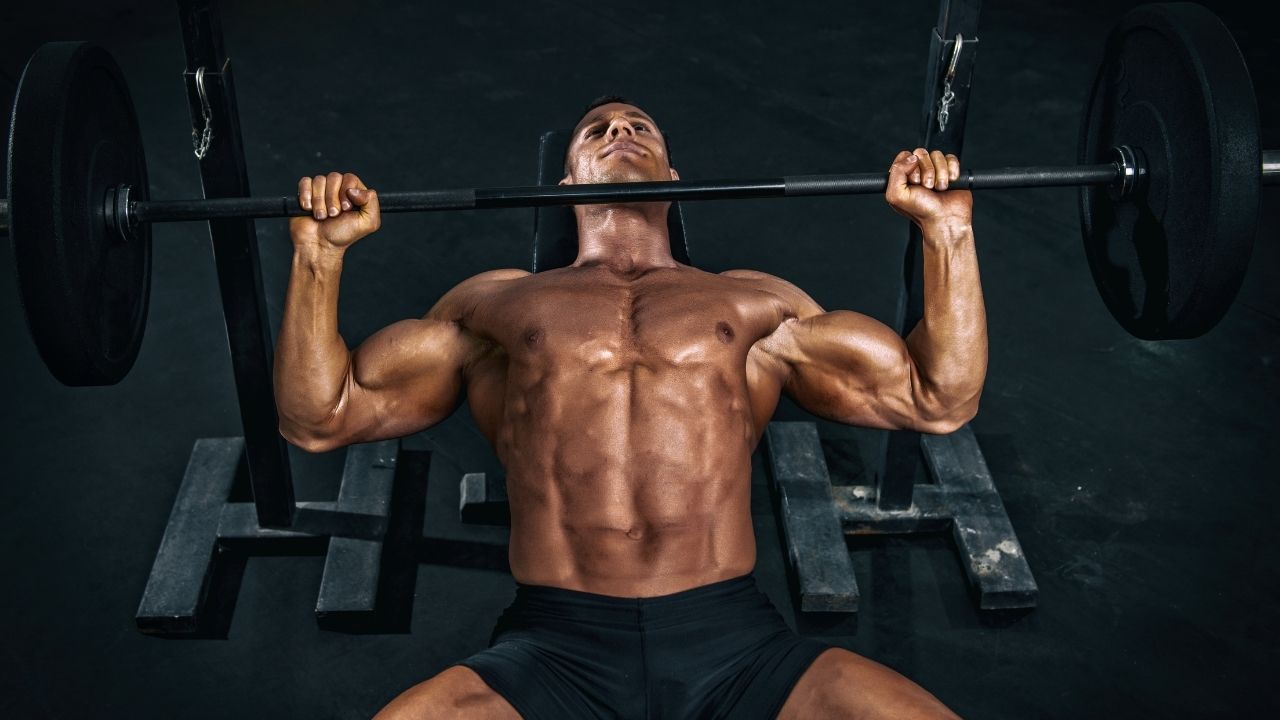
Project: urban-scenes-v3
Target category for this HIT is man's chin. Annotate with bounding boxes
[587,167,662,185]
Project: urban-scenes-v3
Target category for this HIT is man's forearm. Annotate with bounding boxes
[904,221,988,421]
[273,240,353,434]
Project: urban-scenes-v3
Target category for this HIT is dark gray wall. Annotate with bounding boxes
[2,1,1277,718]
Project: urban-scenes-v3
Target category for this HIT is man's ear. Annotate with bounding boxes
[669,167,680,181]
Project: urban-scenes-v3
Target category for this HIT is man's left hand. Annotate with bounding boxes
[885,148,973,231]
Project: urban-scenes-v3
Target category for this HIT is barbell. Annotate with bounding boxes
[2,2,1274,387]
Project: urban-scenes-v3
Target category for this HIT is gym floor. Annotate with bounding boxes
[2,1,1277,718]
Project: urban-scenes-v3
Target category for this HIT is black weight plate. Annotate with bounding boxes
[8,41,152,385]
[1079,3,1259,340]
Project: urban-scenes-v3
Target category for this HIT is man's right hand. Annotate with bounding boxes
[290,171,381,250]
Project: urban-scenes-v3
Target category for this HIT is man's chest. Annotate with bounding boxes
[471,272,783,368]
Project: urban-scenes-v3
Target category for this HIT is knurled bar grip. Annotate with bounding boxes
[782,164,1120,195]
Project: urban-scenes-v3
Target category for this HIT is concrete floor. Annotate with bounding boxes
[1,1,1277,718]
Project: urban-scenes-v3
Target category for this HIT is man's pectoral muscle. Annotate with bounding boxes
[276,268,527,452]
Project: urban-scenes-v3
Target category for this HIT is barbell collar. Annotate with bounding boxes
[1264,149,1280,185]
[1110,144,1148,200]
[104,184,140,244]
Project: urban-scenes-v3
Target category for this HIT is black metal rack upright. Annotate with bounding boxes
[135,0,417,636]
[762,0,1038,614]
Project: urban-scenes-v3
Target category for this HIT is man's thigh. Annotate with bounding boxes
[777,647,961,720]
[374,665,522,720]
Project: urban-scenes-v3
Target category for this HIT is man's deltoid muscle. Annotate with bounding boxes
[274,100,980,719]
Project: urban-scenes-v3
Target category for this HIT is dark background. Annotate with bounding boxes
[2,1,1277,718]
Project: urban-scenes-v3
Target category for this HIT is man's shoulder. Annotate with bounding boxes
[719,268,806,296]
[719,268,825,317]
[427,268,531,321]
[719,267,788,287]
[448,268,534,296]
[463,268,533,286]
[719,268,772,280]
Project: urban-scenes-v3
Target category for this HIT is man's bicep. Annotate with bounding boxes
[781,310,947,432]
[332,317,471,443]
[323,269,523,447]
[731,269,959,432]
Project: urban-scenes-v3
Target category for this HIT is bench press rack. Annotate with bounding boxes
[139,0,1036,635]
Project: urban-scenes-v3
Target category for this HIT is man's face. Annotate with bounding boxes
[561,103,679,186]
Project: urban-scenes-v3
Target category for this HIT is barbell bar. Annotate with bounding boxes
[3,147,1274,238]
[0,154,1148,233]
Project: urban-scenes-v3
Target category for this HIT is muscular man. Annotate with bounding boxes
[275,97,982,719]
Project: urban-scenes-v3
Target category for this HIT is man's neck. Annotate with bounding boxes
[572,203,678,274]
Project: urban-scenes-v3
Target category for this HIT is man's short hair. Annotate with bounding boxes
[565,95,673,172]
[578,94,636,125]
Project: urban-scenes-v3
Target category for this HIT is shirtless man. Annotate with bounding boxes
[274,98,982,719]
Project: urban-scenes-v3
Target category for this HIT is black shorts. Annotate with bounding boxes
[453,573,833,719]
